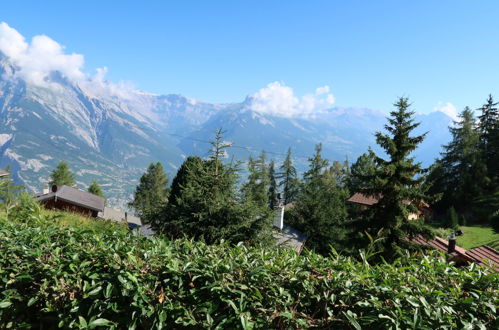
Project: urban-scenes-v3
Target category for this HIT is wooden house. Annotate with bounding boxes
[37,185,105,217]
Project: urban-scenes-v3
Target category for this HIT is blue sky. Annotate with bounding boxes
[2,0,499,116]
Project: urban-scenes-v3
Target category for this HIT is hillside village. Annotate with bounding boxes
[2,3,499,327]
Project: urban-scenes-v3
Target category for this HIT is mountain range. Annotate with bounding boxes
[0,52,453,207]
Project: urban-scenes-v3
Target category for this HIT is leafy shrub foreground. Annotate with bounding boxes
[0,217,498,329]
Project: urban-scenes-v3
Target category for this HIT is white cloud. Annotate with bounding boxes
[0,22,133,98]
[434,101,458,121]
[249,82,335,118]
[0,22,85,85]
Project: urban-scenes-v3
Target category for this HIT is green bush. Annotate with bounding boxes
[1,216,498,329]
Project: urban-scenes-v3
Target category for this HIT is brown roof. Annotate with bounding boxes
[465,246,499,272]
[347,192,380,206]
[409,235,498,272]
[37,185,105,212]
[409,235,467,255]
[347,193,430,209]
[0,169,9,177]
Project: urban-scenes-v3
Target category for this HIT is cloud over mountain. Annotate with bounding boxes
[249,81,335,118]
[434,101,458,122]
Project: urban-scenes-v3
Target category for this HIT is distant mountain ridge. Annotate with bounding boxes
[0,52,453,207]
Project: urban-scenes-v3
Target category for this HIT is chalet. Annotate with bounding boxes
[347,192,431,220]
[409,234,499,272]
[37,185,105,217]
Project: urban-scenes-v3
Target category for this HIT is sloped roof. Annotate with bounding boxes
[347,193,429,208]
[100,207,142,226]
[465,245,499,272]
[347,192,380,206]
[37,185,105,212]
[0,169,9,177]
[409,235,467,255]
[274,225,307,253]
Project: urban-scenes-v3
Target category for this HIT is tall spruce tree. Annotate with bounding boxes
[242,151,269,207]
[478,95,499,189]
[277,147,300,205]
[348,149,377,193]
[157,129,272,245]
[354,97,432,258]
[129,162,169,224]
[432,107,484,213]
[290,144,349,255]
[88,179,105,198]
[50,161,76,187]
[268,159,279,209]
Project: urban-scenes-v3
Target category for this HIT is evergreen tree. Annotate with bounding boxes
[88,179,105,198]
[348,149,377,193]
[242,151,269,207]
[290,144,349,255]
[433,108,484,213]
[353,97,433,258]
[157,129,273,245]
[129,162,169,224]
[50,161,76,187]
[268,159,279,209]
[277,147,300,205]
[477,95,499,188]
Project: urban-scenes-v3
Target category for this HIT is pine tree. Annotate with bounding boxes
[242,151,269,207]
[157,130,273,245]
[290,144,349,255]
[277,147,300,205]
[268,159,279,209]
[50,161,76,187]
[434,108,484,213]
[348,149,377,193]
[88,179,105,198]
[354,97,433,258]
[129,162,169,224]
[477,95,499,189]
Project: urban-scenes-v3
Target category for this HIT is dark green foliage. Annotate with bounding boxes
[267,159,279,209]
[50,160,76,187]
[129,162,169,224]
[353,98,433,258]
[445,207,459,230]
[87,180,105,198]
[430,108,484,215]
[241,151,269,208]
[348,149,377,193]
[277,147,300,205]
[1,215,498,329]
[478,95,499,188]
[157,130,272,245]
[290,144,349,255]
[459,215,467,226]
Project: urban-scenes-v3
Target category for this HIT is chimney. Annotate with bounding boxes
[448,232,456,253]
[43,184,49,194]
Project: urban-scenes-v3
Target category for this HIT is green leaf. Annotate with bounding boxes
[89,318,111,328]
[79,316,87,328]
[0,301,12,308]
[27,297,38,307]
[342,310,361,330]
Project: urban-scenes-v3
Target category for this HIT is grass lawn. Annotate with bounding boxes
[456,226,499,250]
